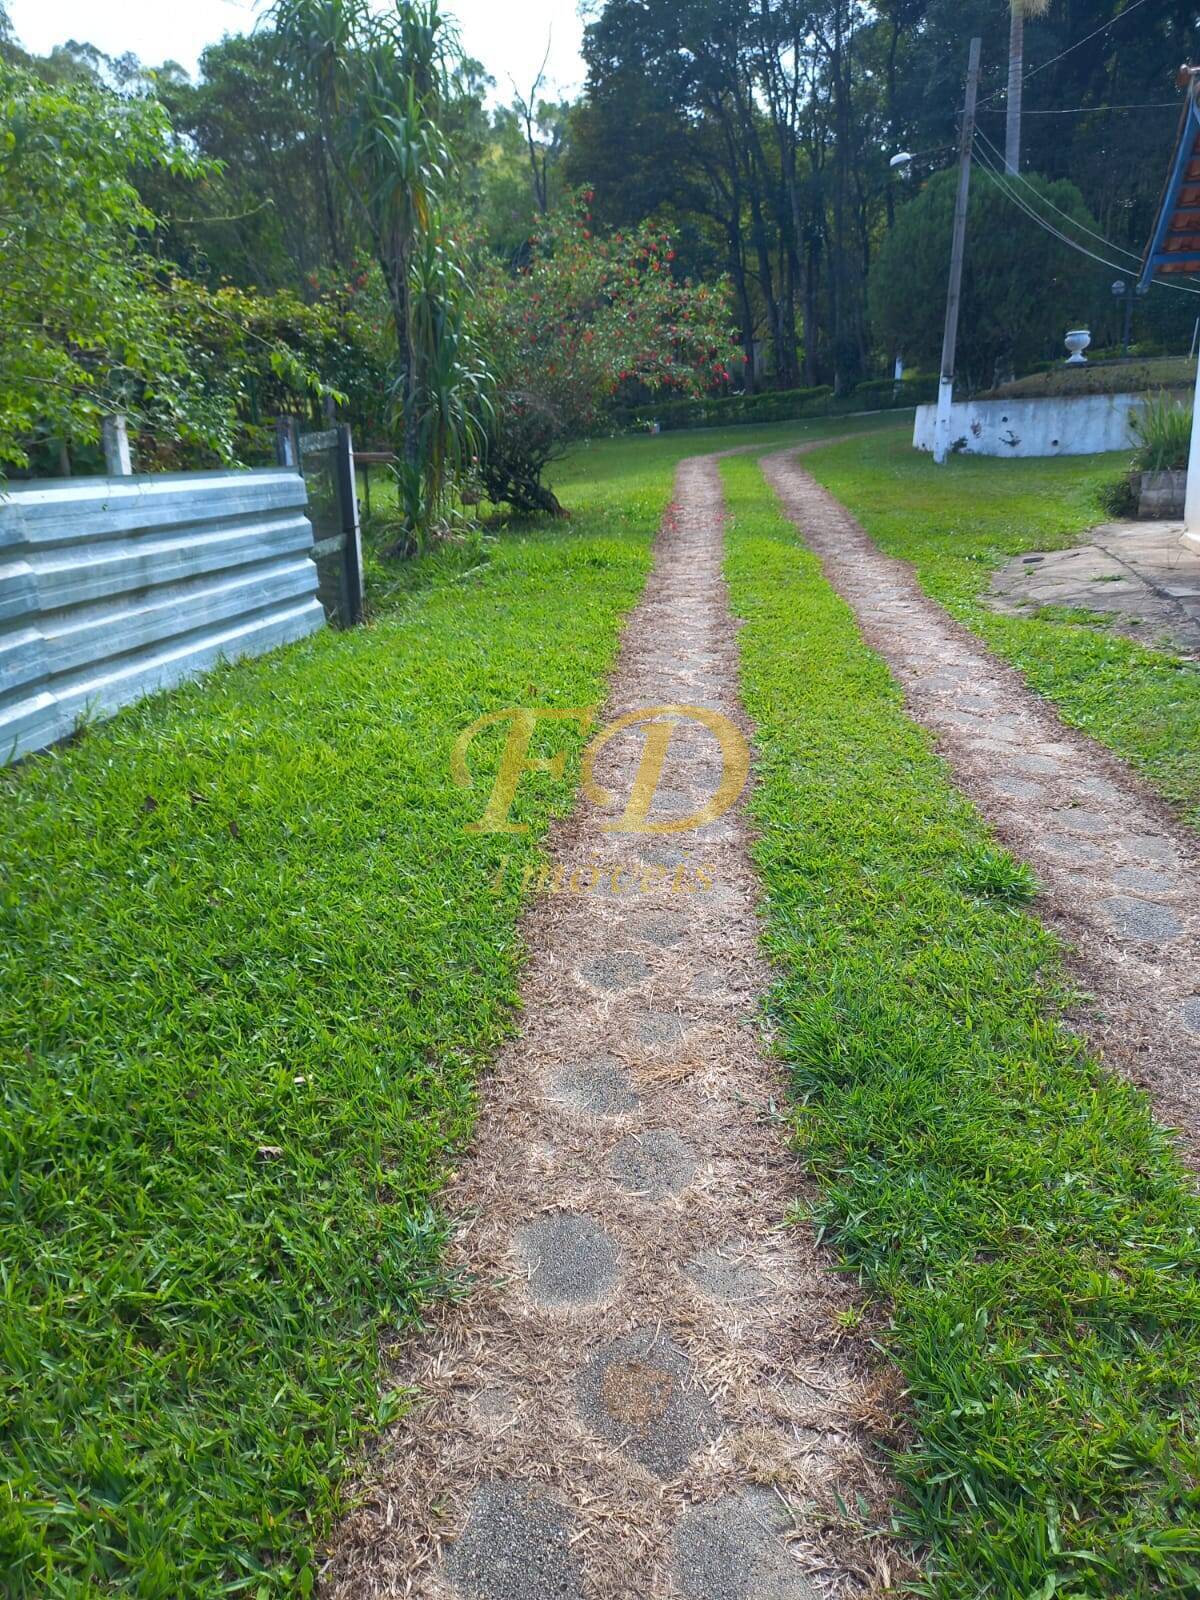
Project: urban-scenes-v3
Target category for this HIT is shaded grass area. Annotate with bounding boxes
[723,453,1200,1598]
[0,483,656,1592]
[550,407,897,486]
[355,409,899,571]
[800,428,1200,829]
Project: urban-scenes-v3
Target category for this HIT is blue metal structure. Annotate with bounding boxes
[1139,71,1200,290]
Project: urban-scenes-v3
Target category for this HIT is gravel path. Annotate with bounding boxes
[762,447,1200,1162]
[322,456,900,1599]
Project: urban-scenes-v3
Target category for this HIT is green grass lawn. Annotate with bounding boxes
[0,462,667,1594]
[800,428,1200,829]
[1,413,882,1596]
[724,453,1200,1598]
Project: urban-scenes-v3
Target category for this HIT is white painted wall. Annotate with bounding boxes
[912,391,1147,458]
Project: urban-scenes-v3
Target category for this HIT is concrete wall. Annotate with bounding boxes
[1137,470,1186,519]
[912,391,1146,458]
[1,467,324,765]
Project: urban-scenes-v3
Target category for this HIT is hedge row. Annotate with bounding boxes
[617,374,937,432]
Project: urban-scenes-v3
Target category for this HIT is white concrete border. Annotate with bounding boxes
[912,391,1147,458]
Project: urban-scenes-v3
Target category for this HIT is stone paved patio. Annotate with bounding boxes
[987,518,1200,654]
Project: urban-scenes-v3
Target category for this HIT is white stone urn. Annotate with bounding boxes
[1064,328,1091,365]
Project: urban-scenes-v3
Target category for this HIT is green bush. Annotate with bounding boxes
[621,374,934,433]
[1132,390,1192,472]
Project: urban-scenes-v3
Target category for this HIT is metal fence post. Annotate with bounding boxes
[335,424,366,626]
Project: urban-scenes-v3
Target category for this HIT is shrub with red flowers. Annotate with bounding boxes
[473,193,739,515]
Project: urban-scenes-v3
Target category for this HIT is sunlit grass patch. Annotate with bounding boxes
[0,481,655,1595]
[724,453,1200,1598]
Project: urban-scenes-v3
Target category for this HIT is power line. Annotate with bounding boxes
[974,124,1143,265]
[972,137,1200,296]
[978,100,1178,116]
[978,0,1157,108]
[973,142,1139,273]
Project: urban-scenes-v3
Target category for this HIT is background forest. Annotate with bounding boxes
[1,0,1196,528]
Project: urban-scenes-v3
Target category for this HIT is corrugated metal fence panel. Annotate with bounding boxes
[0,467,324,765]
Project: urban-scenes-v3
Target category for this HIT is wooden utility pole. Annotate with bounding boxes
[933,36,982,466]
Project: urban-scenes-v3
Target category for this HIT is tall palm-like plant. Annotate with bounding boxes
[270,0,489,540]
[1006,0,1051,174]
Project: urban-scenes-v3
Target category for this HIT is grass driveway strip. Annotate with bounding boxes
[799,428,1200,832]
[721,453,1200,1598]
[0,505,653,1594]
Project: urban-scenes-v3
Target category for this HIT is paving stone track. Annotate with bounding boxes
[762,446,1200,1164]
[321,455,903,1600]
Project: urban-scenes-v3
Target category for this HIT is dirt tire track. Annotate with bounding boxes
[762,446,1200,1165]
[321,455,905,1599]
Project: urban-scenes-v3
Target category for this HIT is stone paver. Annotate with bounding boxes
[671,1492,819,1600]
[1038,836,1106,864]
[686,1247,770,1305]
[1049,807,1108,837]
[609,1128,696,1198]
[575,1328,719,1478]
[548,1054,639,1117]
[1004,752,1066,777]
[514,1214,619,1307]
[634,1010,690,1048]
[987,519,1200,652]
[1097,896,1183,943]
[628,910,689,948]
[1126,834,1179,866]
[442,1483,584,1600]
[578,952,652,993]
[989,774,1046,800]
[1112,866,1180,895]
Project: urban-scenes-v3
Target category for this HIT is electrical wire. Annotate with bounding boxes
[979,100,1178,115]
[972,136,1200,295]
[978,0,1157,108]
[974,124,1144,265]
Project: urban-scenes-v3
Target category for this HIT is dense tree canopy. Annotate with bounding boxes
[870,168,1101,388]
[2,0,1198,511]
[569,0,1199,391]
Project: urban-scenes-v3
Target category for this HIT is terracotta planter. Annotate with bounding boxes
[1136,469,1186,519]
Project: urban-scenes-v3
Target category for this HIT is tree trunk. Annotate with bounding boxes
[1006,5,1023,175]
[885,11,901,229]
[725,220,757,392]
[803,232,820,388]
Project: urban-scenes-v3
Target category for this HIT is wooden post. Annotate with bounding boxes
[335,424,366,625]
[934,37,982,466]
[274,416,300,468]
[102,414,133,476]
